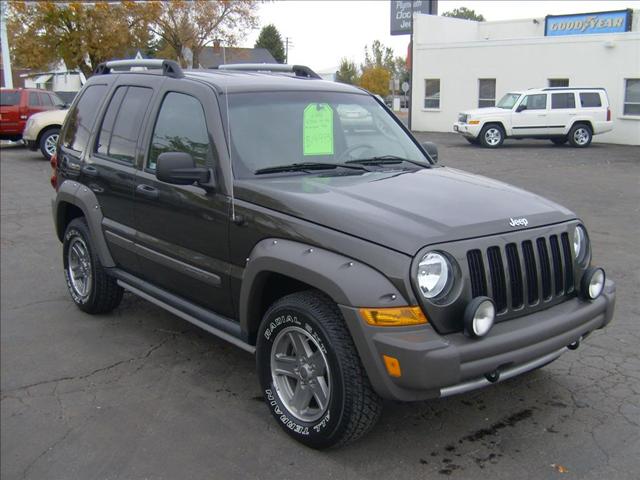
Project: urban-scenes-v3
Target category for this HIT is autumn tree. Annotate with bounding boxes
[150,0,259,68]
[254,24,285,63]
[442,7,485,21]
[8,1,159,77]
[359,67,390,97]
[335,58,359,85]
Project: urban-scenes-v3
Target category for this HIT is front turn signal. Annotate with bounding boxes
[468,120,480,124]
[359,306,428,327]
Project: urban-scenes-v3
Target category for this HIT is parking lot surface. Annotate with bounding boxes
[2,134,639,480]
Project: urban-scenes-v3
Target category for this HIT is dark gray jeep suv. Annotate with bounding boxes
[51,60,616,448]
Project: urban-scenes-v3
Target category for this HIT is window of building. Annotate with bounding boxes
[424,79,440,109]
[148,92,211,171]
[520,94,547,110]
[96,86,152,164]
[551,92,576,109]
[623,79,640,116]
[478,79,496,108]
[548,79,569,88]
[61,84,108,153]
[28,92,40,106]
[579,92,602,108]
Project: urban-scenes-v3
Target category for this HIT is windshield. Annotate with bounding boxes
[227,91,429,178]
[496,93,521,109]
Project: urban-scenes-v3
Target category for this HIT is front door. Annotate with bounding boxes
[511,93,549,136]
[133,82,233,317]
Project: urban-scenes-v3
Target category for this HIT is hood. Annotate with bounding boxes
[462,107,508,117]
[236,167,575,255]
[30,109,68,123]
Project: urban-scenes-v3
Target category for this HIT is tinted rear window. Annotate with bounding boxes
[551,93,576,109]
[0,91,20,106]
[62,84,108,153]
[580,92,602,108]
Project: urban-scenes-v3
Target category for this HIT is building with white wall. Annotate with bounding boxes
[411,9,640,145]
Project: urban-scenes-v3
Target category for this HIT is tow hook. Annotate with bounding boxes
[568,339,581,350]
[485,370,500,383]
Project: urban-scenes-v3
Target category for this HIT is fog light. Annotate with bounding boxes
[581,267,605,300]
[464,297,495,338]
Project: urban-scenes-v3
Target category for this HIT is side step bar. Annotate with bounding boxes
[111,269,255,354]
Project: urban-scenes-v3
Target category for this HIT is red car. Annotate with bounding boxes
[0,88,66,141]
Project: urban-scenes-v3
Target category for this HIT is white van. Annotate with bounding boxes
[454,88,613,148]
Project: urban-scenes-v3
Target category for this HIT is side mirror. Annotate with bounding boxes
[515,104,527,113]
[156,152,211,186]
[421,141,438,163]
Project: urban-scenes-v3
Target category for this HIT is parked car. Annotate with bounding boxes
[51,60,615,448]
[23,108,68,160]
[453,87,613,148]
[0,88,66,142]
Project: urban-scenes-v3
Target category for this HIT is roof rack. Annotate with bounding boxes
[215,63,321,79]
[541,87,606,91]
[94,59,184,79]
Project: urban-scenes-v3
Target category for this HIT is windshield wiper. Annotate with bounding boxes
[346,155,430,168]
[255,162,369,175]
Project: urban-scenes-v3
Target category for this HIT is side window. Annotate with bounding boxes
[39,93,53,106]
[62,84,108,153]
[424,79,440,109]
[521,94,547,110]
[95,86,152,164]
[28,92,40,106]
[478,79,496,108]
[551,93,576,109]
[148,92,211,171]
[579,92,602,108]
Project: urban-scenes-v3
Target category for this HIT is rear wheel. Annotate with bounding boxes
[479,124,505,148]
[568,124,592,148]
[63,217,123,313]
[550,137,568,145]
[39,127,60,161]
[256,291,382,449]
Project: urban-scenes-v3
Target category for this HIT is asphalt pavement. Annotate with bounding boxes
[1,134,639,480]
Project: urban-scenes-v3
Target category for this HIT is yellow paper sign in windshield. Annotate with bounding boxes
[303,103,334,156]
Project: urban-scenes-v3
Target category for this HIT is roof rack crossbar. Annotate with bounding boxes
[94,59,184,79]
[541,87,605,91]
[215,63,321,79]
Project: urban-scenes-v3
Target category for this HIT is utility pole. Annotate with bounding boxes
[284,37,293,64]
[1,0,13,88]
[408,0,413,131]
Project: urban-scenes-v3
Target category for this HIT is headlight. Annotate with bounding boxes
[573,225,589,265]
[417,251,451,299]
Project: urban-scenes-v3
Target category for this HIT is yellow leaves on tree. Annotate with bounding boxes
[359,67,391,97]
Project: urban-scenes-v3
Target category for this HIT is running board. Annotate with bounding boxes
[439,347,566,397]
[112,271,255,354]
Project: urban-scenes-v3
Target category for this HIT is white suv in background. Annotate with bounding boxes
[454,88,613,148]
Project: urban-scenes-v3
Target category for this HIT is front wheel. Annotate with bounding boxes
[39,127,60,161]
[568,124,592,147]
[479,125,505,148]
[256,291,382,449]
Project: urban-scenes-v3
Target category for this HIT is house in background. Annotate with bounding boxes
[197,42,276,68]
[21,62,85,103]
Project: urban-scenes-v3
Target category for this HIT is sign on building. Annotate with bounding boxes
[545,9,632,37]
[390,0,438,36]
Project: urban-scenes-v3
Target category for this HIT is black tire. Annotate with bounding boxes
[63,217,123,314]
[568,123,592,148]
[256,290,382,449]
[39,127,60,161]
[465,137,480,145]
[550,137,568,145]
[479,124,505,148]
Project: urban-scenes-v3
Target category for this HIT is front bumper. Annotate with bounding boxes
[453,122,481,138]
[341,280,615,401]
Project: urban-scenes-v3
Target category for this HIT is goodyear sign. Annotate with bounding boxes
[545,10,632,36]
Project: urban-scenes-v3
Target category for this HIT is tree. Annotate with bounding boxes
[359,67,390,97]
[254,24,285,63]
[149,0,259,68]
[335,58,359,85]
[442,7,485,22]
[8,1,159,77]
[394,56,409,84]
[362,40,395,73]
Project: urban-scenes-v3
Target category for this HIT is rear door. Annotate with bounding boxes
[548,92,576,135]
[511,93,549,136]
[133,78,233,316]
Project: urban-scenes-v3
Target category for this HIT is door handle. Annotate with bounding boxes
[136,184,159,199]
[81,165,99,177]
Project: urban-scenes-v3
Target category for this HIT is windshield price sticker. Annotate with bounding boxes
[303,103,334,156]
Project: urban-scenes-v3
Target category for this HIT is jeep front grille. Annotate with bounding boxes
[467,232,575,315]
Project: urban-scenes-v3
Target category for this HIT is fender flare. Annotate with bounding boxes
[53,180,115,267]
[239,238,408,337]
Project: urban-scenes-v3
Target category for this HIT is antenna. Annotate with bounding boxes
[224,81,236,222]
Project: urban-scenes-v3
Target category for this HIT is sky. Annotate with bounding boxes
[243,1,640,72]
